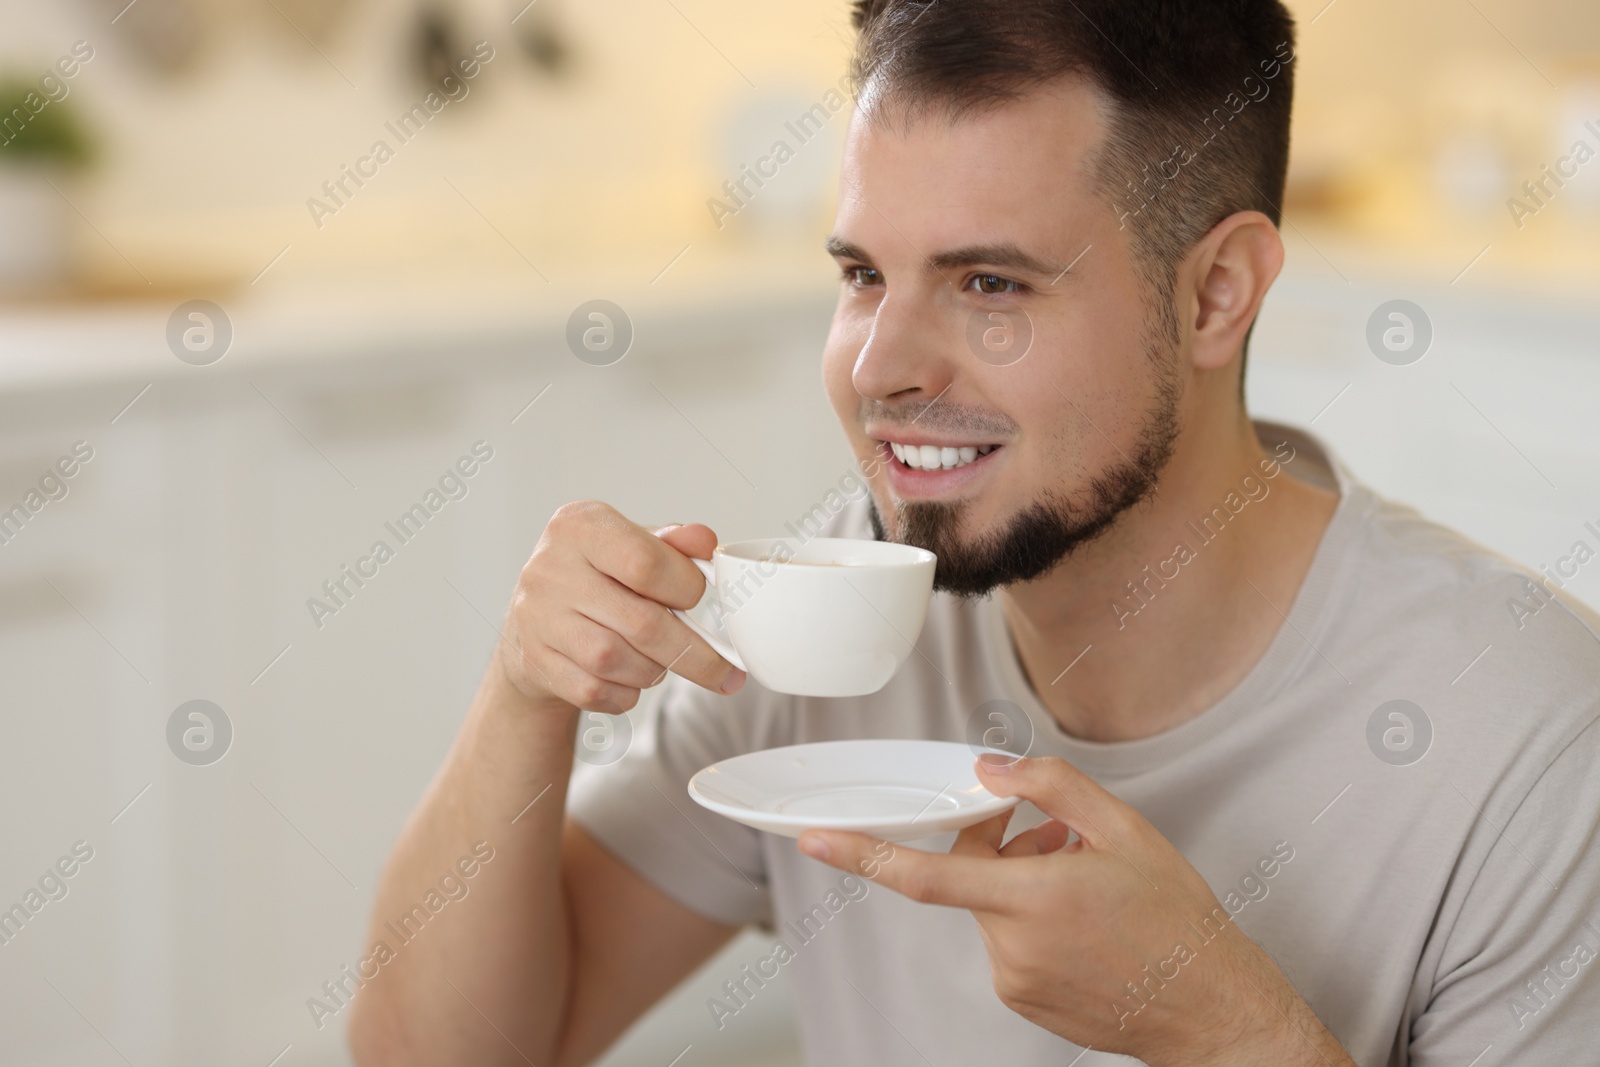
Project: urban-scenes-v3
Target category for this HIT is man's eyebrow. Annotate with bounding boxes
[926,243,1059,277]
[824,236,869,261]
[823,236,1062,279]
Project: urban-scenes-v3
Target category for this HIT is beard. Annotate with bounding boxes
[868,348,1182,598]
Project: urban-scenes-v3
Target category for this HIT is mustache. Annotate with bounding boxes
[859,397,1019,439]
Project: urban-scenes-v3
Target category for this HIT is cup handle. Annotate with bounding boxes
[669,556,747,673]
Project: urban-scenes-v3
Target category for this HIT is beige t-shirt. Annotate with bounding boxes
[568,421,1600,1066]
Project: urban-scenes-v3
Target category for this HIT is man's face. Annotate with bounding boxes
[822,79,1183,596]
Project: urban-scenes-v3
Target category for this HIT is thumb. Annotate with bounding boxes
[654,523,719,560]
[975,755,1129,851]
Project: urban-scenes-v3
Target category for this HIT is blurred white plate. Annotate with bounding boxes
[688,739,1021,841]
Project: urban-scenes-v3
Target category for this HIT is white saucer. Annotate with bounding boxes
[688,739,1021,841]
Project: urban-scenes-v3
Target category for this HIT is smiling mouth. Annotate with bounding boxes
[879,440,1003,472]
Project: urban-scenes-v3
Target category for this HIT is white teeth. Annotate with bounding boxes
[885,441,999,471]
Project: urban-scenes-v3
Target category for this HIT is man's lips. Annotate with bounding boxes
[870,433,1007,499]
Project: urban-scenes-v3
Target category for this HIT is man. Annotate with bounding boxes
[349,2,1600,1064]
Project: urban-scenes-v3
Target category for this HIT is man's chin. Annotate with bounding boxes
[868,491,1131,599]
[868,497,1010,597]
[866,496,966,549]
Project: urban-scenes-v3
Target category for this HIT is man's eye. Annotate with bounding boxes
[843,266,882,287]
[969,274,1019,296]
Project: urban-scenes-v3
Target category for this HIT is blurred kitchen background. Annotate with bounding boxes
[0,0,1597,1064]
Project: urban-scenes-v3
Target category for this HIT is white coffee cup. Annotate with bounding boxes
[670,537,936,697]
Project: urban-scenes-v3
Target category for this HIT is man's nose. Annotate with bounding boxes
[851,286,956,403]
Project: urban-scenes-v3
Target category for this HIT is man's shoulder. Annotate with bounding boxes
[1334,485,1600,748]
[1269,417,1600,710]
[1354,489,1600,656]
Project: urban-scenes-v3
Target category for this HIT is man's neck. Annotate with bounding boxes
[997,418,1340,743]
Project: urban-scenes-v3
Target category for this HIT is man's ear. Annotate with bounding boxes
[1182,210,1283,374]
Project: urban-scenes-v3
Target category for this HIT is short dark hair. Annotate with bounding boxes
[850,0,1297,380]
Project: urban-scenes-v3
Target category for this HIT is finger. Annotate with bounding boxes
[975,755,1133,850]
[579,573,744,694]
[528,644,640,714]
[795,830,1013,913]
[539,506,712,621]
[649,523,745,691]
[566,504,714,611]
[950,807,1013,858]
[997,818,1072,858]
[556,613,671,690]
[655,522,717,560]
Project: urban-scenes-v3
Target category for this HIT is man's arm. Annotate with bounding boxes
[347,505,747,1065]
[1406,710,1600,1063]
[558,816,740,1067]
[346,662,739,1066]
